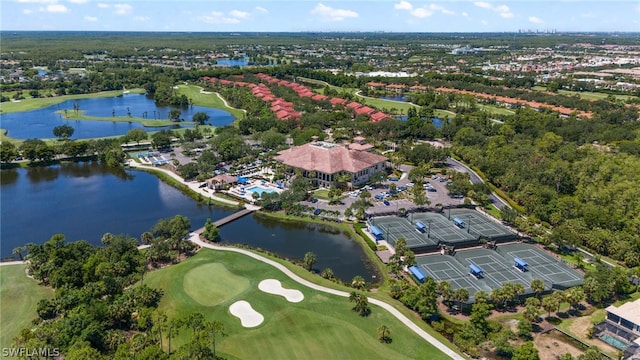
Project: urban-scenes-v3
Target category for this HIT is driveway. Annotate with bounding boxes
[445,158,508,209]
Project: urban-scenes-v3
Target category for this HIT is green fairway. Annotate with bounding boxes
[143,249,453,360]
[175,84,245,120]
[182,263,250,306]
[531,86,637,102]
[0,265,54,350]
[0,89,145,114]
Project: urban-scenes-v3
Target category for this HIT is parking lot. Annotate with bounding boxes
[301,166,464,218]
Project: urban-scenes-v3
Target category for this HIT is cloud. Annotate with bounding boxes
[97,3,109,8]
[481,20,488,25]
[394,1,413,11]
[528,16,543,24]
[229,10,250,19]
[310,3,358,22]
[255,6,268,14]
[46,4,69,12]
[23,8,33,14]
[84,15,97,21]
[474,1,514,19]
[395,2,455,19]
[18,0,56,3]
[199,11,241,24]
[133,16,150,21]
[113,4,132,15]
[462,12,469,17]
[68,0,89,3]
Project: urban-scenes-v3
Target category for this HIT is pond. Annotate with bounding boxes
[0,93,234,140]
[379,95,407,102]
[215,58,249,67]
[0,162,376,282]
[395,116,445,129]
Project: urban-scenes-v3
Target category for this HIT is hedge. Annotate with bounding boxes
[354,223,377,251]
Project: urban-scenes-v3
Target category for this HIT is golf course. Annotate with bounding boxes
[0,264,54,350]
[143,248,454,360]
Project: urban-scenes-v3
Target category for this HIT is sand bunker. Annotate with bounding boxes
[229,301,264,328]
[258,279,304,303]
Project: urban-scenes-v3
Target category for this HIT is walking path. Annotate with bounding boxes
[127,160,240,206]
[189,233,466,360]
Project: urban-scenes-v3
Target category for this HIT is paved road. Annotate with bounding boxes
[190,233,466,360]
[445,158,508,209]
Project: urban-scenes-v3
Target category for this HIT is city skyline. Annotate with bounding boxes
[2,0,639,33]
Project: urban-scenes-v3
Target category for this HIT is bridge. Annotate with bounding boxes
[195,205,260,234]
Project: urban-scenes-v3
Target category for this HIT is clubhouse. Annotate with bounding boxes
[274,140,388,188]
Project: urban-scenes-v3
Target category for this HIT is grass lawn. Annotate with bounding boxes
[484,204,502,219]
[143,249,454,360]
[174,84,245,120]
[58,110,181,127]
[313,189,331,200]
[0,265,54,350]
[531,86,637,102]
[0,89,145,114]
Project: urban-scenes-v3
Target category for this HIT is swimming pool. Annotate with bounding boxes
[246,186,276,197]
[599,333,629,350]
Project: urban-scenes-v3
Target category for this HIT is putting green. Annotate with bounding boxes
[182,263,250,306]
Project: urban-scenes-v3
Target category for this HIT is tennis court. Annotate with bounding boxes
[447,209,516,242]
[370,216,438,250]
[454,248,531,291]
[497,243,584,289]
[409,212,477,245]
[415,254,490,300]
[415,244,584,302]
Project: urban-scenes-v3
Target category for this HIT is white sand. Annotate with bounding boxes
[258,279,304,303]
[229,301,264,328]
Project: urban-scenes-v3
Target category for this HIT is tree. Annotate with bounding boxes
[192,112,210,125]
[523,304,539,324]
[501,206,519,224]
[168,109,182,122]
[203,320,226,358]
[202,218,220,242]
[151,130,174,150]
[542,294,560,317]
[377,324,391,343]
[412,185,429,208]
[517,318,534,338]
[453,287,470,311]
[320,268,335,280]
[53,124,75,140]
[351,275,366,290]
[303,252,316,272]
[20,138,54,162]
[349,291,371,317]
[12,246,26,261]
[0,142,18,163]
[530,279,545,300]
[512,341,539,360]
[124,128,148,144]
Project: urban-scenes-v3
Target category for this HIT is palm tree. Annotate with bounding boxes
[204,320,226,358]
[351,275,366,290]
[349,291,371,317]
[453,288,470,311]
[12,246,26,261]
[303,252,316,272]
[377,324,391,343]
[437,281,453,304]
[530,279,545,300]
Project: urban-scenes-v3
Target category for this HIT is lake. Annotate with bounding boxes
[0,162,376,282]
[0,93,234,140]
[395,116,445,129]
[379,95,407,102]
[215,58,249,67]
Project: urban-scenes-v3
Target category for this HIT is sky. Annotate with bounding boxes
[2,0,639,33]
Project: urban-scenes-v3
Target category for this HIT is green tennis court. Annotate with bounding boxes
[371,216,438,251]
[409,213,477,245]
[415,244,584,302]
[497,243,584,289]
[447,209,516,242]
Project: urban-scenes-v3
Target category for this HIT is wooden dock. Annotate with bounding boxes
[195,206,258,234]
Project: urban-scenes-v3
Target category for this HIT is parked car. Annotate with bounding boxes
[311,198,318,203]
[383,200,391,206]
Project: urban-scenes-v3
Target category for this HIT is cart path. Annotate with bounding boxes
[189,233,466,360]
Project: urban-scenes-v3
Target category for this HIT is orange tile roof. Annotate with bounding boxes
[275,142,387,174]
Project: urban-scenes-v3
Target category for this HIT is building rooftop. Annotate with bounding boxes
[607,298,640,326]
[275,141,387,174]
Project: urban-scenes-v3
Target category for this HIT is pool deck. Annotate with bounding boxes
[228,180,284,203]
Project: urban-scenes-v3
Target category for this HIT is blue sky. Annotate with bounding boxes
[2,0,639,32]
